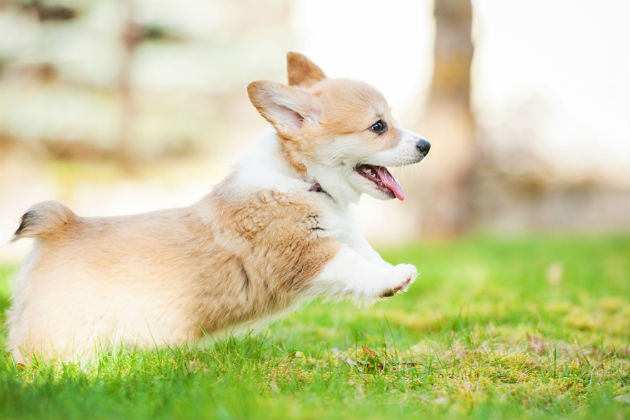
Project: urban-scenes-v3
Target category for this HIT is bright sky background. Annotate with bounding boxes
[292,0,435,117]
[293,0,629,184]
[472,0,628,184]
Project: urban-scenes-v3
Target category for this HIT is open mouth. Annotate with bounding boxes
[355,164,405,200]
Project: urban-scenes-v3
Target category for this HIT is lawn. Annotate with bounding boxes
[0,234,628,419]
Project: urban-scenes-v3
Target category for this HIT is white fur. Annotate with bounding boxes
[235,132,384,253]
[368,126,428,167]
[235,131,419,300]
[232,130,312,195]
[307,246,417,301]
[306,127,426,203]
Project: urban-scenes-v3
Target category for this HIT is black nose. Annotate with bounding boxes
[416,139,431,156]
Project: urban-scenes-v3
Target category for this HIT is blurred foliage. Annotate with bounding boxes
[15,0,77,21]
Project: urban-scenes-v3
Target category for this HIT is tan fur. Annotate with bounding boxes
[7,185,338,362]
[8,52,420,362]
[287,52,326,87]
[12,201,76,241]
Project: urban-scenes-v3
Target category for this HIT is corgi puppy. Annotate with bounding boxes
[6,53,430,363]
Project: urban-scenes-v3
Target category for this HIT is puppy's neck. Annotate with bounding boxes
[305,161,361,207]
[232,131,360,208]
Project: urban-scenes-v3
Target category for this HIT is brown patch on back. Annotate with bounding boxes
[7,185,340,362]
[211,183,338,294]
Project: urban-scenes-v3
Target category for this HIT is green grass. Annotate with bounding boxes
[0,234,628,419]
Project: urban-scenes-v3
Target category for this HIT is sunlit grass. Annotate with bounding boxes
[0,234,628,419]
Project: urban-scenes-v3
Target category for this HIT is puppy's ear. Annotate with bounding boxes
[247,81,319,137]
[287,52,326,87]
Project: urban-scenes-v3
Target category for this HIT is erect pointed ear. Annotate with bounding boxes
[247,80,319,137]
[287,52,326,87]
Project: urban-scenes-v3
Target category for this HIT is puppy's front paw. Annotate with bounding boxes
[380,264,417,298]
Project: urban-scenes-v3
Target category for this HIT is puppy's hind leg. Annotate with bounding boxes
[307,246,417,301]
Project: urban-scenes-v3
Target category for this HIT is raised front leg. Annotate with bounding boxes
[348,229,388,265]
[339,220,389,266]
[308,245,417,301]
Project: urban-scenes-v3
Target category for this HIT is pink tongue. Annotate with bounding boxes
[375,166,405,200]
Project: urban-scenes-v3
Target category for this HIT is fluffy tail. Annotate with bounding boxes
[13,201,76,241]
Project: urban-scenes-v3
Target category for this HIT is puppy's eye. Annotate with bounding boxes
[370,119,387,135]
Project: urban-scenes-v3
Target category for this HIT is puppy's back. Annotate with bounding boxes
[7,202,216,362]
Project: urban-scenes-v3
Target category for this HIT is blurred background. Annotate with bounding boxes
[0,0,628,261]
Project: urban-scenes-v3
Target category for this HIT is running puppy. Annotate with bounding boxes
[7,53,430,362]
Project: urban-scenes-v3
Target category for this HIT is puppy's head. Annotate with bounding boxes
[247,52,429,201]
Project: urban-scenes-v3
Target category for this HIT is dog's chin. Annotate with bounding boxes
[363,186,396,200]
[351,174,396,200]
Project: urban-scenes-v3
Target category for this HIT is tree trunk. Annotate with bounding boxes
[420,0,476,236]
